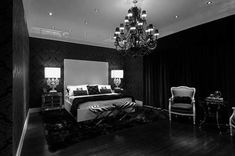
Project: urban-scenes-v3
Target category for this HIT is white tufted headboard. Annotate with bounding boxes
[64,59,109,94]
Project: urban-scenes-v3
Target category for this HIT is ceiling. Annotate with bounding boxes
[23,0,235,49]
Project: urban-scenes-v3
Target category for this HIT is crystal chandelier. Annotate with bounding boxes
[114,0,159,56]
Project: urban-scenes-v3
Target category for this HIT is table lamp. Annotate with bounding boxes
[111,70,123,89]
[44,67,61,92]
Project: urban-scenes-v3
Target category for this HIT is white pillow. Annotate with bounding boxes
[67,85,88,96]
[98,85,112,92]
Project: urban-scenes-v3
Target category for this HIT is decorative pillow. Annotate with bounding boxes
[87,85,100,95]
[67,85,88,96]
[73,88,88,96]
[173,96,192,103]
[100,87,112,94]
[98,85,111,91]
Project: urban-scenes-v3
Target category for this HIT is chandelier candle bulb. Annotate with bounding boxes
[115,27,120,35]
[124,16,129,23]
[114,0,159,56]
[128,9,133,17]
[142,10,147,18]
[120,23,124,30]
[154,29,159,36]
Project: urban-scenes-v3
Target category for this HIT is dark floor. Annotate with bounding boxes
[21,111,235,156]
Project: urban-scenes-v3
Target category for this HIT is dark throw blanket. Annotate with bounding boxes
[70,94,135,116]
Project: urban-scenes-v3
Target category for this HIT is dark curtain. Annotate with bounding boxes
[143,15,235,111]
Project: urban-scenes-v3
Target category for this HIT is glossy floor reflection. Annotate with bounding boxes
[21,111,235,156]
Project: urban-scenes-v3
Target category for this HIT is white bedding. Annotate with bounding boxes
[66,92,119,104]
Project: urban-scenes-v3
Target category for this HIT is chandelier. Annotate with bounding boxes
[114,0,159,56]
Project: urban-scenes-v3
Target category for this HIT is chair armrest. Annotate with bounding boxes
[169,97,173,102]
[191,98,195,103]
[232,107,235,115]
[168,97,174,108]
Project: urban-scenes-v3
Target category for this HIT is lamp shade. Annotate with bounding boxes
[44,67,61,78]
[111,70,123,78]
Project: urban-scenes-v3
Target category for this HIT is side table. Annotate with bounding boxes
[199,97,226,132]
[41,92,62,112]
[114,88,124,94]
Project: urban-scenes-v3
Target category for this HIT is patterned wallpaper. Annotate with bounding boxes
[29,38,125,108]
[0,0,13,156]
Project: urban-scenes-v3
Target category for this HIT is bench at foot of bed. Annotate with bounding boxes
[89,104,116,126]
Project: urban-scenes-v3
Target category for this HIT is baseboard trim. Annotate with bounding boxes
[29,107,41,113]
[16,108,41,156]
[16,111,30,156]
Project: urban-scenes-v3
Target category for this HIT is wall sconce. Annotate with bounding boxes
[44,67,61,92]
[111,70,123,89]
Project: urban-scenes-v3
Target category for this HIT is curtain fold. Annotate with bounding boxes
[143,44,235,110]
[143,15,235,111]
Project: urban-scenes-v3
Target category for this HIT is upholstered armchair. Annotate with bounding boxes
[169,86,196,124]
[229,107,235,136]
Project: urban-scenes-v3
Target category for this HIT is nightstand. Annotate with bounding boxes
[114,88,124,94]
[41,92,62,111]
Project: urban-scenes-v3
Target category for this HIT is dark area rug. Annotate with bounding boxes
[41,106,168,152]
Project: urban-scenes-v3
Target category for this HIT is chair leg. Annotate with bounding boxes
[193,115,196,125]
[169,112,171,121]
[230,125,233,136]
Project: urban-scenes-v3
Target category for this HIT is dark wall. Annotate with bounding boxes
[124,56,143,101]
[13,0,30,155]
[144,15,235,110]
[29,38,124,108]
[0,1,12,156]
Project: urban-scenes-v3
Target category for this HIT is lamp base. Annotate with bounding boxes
[114,87,123,90]
[49,89,57,93]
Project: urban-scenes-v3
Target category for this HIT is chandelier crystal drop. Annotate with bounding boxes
[114,0,159,56]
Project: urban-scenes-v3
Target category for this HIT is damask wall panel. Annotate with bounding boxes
[29,38,124,108]
[0,1,12,156]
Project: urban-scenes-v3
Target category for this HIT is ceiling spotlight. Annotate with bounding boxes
[48,12,53,16]
[175,15,178,18]
[206,1,212,5]
[94,8,99,13]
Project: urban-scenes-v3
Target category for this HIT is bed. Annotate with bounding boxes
[64,84,135,122]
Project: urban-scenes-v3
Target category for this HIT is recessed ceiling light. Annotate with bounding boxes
[206,1,212,5]
[175,15,178,18]
[94,8,99,13]
[48,12,53,16]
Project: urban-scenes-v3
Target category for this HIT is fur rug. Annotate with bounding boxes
[41,106,168,152]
